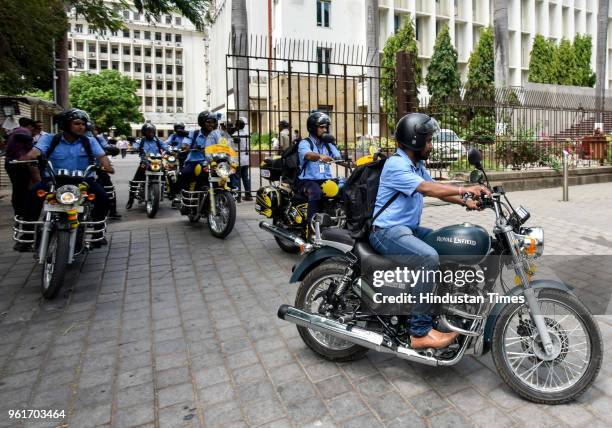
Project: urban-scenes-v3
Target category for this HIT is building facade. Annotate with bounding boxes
[67,2,208,137]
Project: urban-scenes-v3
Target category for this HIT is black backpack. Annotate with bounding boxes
[343,153,400,239]
[281,137,332,183]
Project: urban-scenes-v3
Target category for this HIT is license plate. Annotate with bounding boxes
[260,169,271,178]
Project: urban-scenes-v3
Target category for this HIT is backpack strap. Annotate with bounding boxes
[297,137,316,179]
[46,133,62,159]
[190,129,200,150]
[371,153,402,223]
[154,137,162,153]
[46,133,94,165]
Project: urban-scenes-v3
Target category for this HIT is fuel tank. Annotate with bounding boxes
[423,223,491,265]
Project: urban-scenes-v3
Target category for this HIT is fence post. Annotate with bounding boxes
[562,150,569,201]
[395,51,417,121]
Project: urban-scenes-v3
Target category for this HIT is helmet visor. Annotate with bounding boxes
[417,117,440,142]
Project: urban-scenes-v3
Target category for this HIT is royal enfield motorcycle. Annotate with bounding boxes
[11,160,107,299]
[163,149,181,207]
[256,157,351,253]
[261,148,602,404]
[128,153,165,218]
[179,142,237,239]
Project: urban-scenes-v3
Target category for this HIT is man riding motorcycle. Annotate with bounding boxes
[369,112,491,349]
[166,122,189,150]
[19,108,113,248]
[296,111,343,231]
[126,122,168,209]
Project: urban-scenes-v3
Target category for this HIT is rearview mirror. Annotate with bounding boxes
[469,169,484,184]
[467,148,482,169]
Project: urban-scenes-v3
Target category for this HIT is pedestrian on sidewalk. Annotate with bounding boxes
[4,117,36,219]
[233,117,252,202]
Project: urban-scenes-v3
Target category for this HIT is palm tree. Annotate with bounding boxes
[56,0,209,108]
[595,0,609,117]
[365,0,379,136]
[231,0,249,121]
[493,0,509,88]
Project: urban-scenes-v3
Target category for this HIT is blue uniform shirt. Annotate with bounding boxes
[372,149,434,230]
[132,138,168,159]
[35,133,105,173]
[94,134,108,148]
[166,134,187,148]
[298,135,342,180]
[184,129,222,163]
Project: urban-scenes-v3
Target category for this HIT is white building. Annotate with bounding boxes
[67,2,208,137]
[207,0,612,116]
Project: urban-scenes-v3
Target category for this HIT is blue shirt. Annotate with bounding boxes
[132,138,168,159]
[183,129,223,163]
[298,135,342,180]
[372,149,433,230]
[35,133,105,173]
[166,134,188,148]
[94,135,108,148]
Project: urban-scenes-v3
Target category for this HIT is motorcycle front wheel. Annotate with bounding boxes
[146,183,160,218]
[295,261,368,362]
[41,230,71,299]
[491,289,603,404]
[207,190,236,239]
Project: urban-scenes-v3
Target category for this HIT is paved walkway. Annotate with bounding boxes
[0,157,611,427]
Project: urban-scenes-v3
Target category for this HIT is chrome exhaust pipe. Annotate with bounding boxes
[259,222,311,251]
[278,305,442,366]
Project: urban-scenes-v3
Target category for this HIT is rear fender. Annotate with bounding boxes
[289,247,347,283]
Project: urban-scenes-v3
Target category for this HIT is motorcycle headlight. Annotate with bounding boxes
[150,162,161,171]
[518,227,544,258]
[56,185,80,205]
[215,162,231,179]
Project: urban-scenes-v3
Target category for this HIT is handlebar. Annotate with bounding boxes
[9,159,38,165]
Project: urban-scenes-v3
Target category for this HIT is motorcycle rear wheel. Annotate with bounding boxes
[41,230,71,299]
[295,261,368,362]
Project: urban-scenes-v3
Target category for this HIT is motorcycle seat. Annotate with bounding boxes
[355,241,423,276]
[321,228,354,247]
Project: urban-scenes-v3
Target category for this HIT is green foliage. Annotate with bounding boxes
[555,38,577,85]
[0,0,66,94]
[69,70,143,136]
[528,35,556,84]
[465,27,494,102]
[464,113,496,145]
[381,18,421,130]
[426,25,461,106]
[573,34,596,87]
[22,89,54,102]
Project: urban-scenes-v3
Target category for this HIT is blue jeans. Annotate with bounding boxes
[369,225,439,337]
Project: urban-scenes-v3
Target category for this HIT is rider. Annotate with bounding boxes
[91,125,121,220]
[166,122,189,150]
[369,113,490,350]
[19,108,113,247]
[179,111,222,191]
[296,111,342,230]
[126,122,168,209]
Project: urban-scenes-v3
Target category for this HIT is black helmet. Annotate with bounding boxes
[235,118,246,130]
[54,108,90,131]
[197,111,217,128]
[279,120,290,130]
[173,122,185,132]
[306,111,331,135]
[141,122,156,136]
[394,113,440,151]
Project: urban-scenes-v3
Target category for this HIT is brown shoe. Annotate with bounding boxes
[410,329,459,349]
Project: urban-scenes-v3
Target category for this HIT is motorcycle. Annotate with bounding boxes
[260,148,602,404]
[255,157,351,253]
[179,142,237,239]
[11,160,107,299]
[128,152,165,218]
[163,149,181,207]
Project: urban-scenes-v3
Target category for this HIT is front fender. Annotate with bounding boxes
[289,247,347,283]
[482,279,574,354]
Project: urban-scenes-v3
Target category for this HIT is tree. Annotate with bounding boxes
[57,1,210,108]
[528,35,556,84]
[425,24,460,106]
[0,0,66,95]
[555,38,577,86]
[465,27,494,101]
[381,18,420,130]
[69,70,143,136]
[573,34,596,87]
[231,0,249,120]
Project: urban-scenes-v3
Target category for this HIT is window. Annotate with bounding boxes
[101,60,108,69]
[123,46,131,55]
[166,15,172,24]
[101,29,107,36]
[88,43,96,52]
[317,47,331,74]
[317,0,331,28]
[111,45,119,55]
[145,48,151,57]
[123,10,130,20]
[135,63,142,72]
[134,46,141,56]
[155,32,162,41]
[156,64,163,74]
[88,26,95,34]
[176,82,183,91]
[74,59,84,69]
[134,30,140,39]
[75,24,83,33]
[135,80,142,88]
[123,29,130,38]
[176,65,182,75]
[167,98,174,107]
[165,49,173,58]
[177,98,183,108]
[144,31,151,40]
[111,30,118,37]
[145,97,152,106]
[175,17,181,25]
[176,51,182,60]
[156,81,163,90]
[166,65,173,74]
[100,45,108,54]
[166,81,173,90]
[134,12,141,21]
[165,33,172,42]
[112,61,119,70]
[76,42,84,52]
[175,34,182,43]
[394,14,402,33]
[89,59,97,69]
[145,64,152,73]
[146,80,152,90]
[157,98,164,107]
[123,62,131,72]
[155,48,162,58]
[68,41,72,51]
